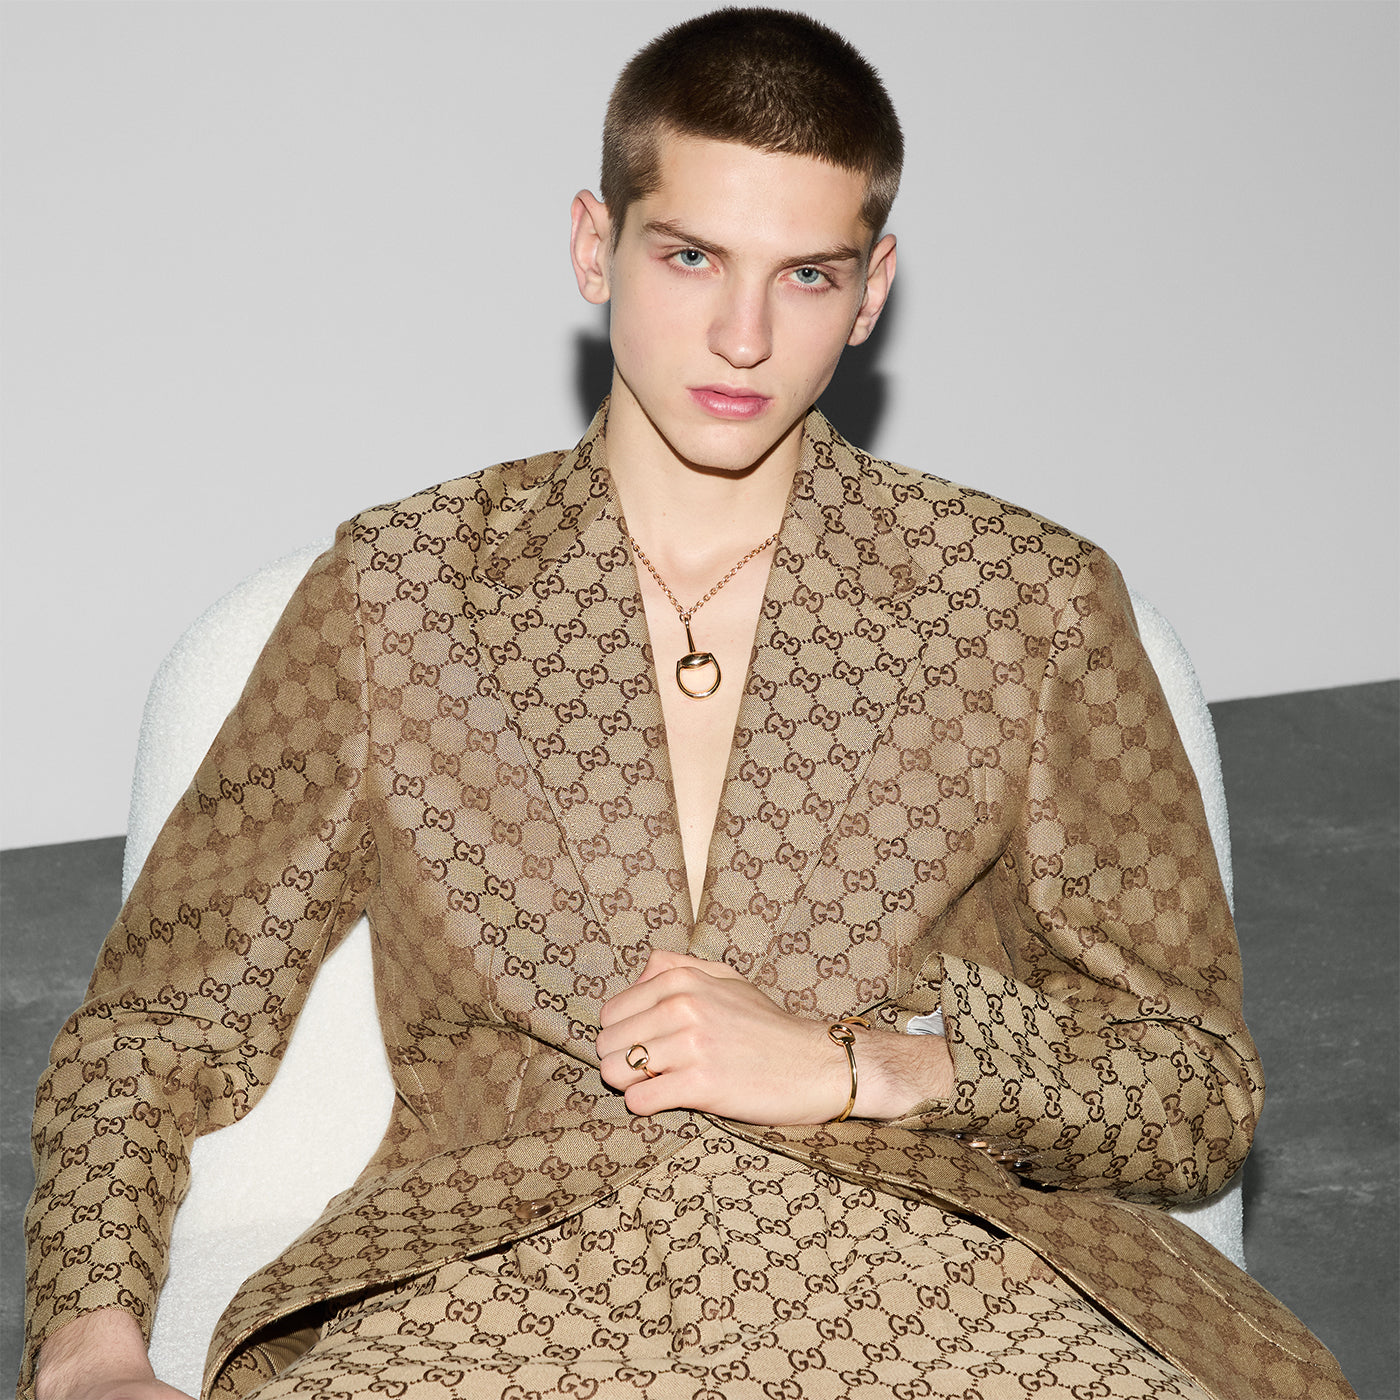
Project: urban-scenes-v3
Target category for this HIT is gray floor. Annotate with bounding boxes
[3,681,1396,1397]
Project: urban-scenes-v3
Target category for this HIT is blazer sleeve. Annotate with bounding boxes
[894,549,1262,1205]
[21,525,378,1387]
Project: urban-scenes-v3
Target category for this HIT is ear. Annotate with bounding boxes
[570,191,613,305]
[846,233,896,347]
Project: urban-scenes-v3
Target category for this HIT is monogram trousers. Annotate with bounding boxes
[216,1129,1211,1400]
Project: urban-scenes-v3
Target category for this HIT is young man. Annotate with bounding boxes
[24,9,1352,1400]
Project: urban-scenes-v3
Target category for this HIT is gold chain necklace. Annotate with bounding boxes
[626,529,780,698]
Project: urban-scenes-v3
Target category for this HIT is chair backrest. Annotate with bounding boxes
[131,548,1244,1393]
[131,542,396,1392]
[1124,591,1244,1274]
[1125,591,1234,910]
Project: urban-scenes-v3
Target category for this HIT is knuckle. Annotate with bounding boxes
[674,991,705,1022]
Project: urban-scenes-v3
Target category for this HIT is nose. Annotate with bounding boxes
[708,278,772,369]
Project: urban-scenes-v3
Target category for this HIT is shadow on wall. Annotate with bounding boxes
[571,290,898,451]
[821,287,895,449]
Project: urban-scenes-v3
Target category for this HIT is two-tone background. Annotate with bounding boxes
[3,3,1395,1394]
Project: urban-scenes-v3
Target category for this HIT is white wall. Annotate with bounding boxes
[3,0,1395,849]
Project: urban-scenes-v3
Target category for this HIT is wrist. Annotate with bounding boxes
[34,1308,153,1400]
[850,1027,954,1121]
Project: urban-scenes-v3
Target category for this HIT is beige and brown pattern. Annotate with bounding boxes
[217,1129,1213,1400]
[23,406,1353,1400]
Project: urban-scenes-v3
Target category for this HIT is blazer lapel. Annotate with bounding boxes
[472,407,943,999]
[470,409,692,971]
[690,413,932,991]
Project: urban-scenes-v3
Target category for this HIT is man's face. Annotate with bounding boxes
[574,133,895,477]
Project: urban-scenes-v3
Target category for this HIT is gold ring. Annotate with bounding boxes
[625,1043,659,1077]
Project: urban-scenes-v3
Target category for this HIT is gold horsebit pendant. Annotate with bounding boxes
[675,621,721,699]
[624,524,779,702]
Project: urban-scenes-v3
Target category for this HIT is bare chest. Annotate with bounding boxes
[634,564,772,920]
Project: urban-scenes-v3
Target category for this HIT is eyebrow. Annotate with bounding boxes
[642,218,865,267]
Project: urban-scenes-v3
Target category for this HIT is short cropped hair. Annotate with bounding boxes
[601,7,903,245]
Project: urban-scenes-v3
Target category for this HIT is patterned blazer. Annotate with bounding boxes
[23,407,1350,1400]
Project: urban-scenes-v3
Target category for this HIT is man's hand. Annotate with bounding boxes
[596,950,953,1124]
[34,1308,194,1400]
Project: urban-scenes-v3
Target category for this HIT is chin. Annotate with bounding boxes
[665,407,806,475]
[673,435,782,475]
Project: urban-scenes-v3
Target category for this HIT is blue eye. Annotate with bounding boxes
[792,267,826,287]
[676,249,708,268]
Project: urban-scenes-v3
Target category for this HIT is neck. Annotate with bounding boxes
[603,382,803,578]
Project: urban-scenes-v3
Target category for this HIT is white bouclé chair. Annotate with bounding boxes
[125,544,1245,1395]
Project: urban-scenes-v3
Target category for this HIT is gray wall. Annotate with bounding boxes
[3,1,1395,850]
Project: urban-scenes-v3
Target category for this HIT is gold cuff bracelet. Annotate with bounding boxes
[825,1014,872,1123]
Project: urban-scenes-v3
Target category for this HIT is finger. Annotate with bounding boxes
[597,1001,681,1085]
[621,1065,694,1117]
[615,1030,757,1119]
[600,957,736,1030]
[600,962,770,1065]
[611,1035,719,1117]
[597,996,678,1063]
[598,973,668,1033]
[633,949,745,985]
[632,948,694,984]
[620,1041,660,1079]
[598,1033,669,1092]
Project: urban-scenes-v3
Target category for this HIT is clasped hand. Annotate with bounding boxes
[595,950,952,1125]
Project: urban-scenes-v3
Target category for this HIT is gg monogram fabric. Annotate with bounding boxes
[23,407,1352,1399]
[211,1129,1214,1400]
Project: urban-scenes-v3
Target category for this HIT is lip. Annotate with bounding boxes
[688,386,772,420]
